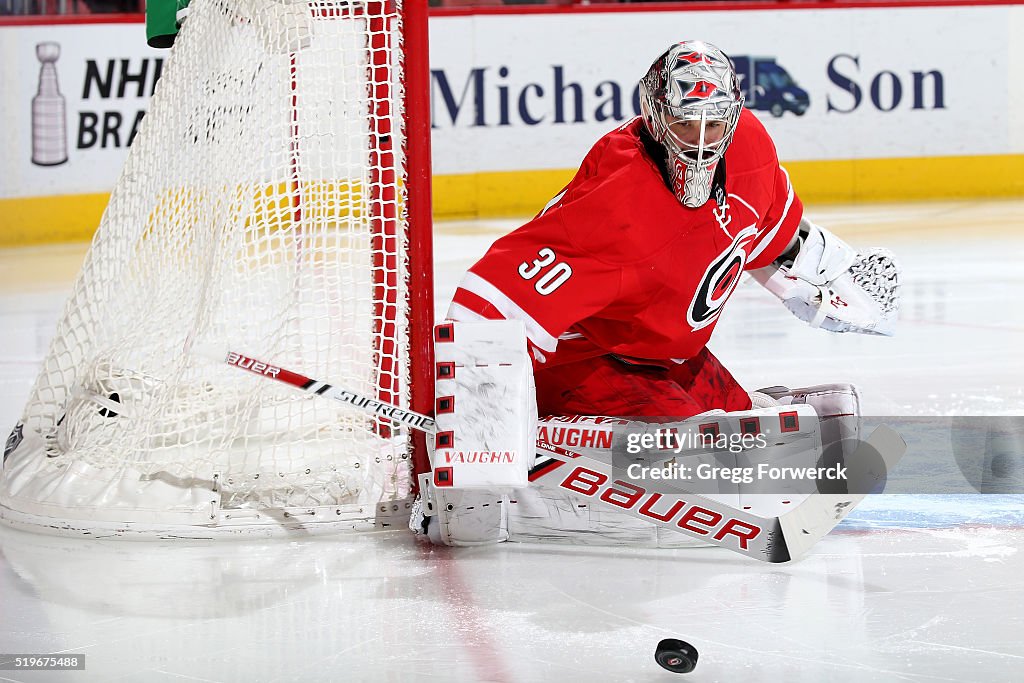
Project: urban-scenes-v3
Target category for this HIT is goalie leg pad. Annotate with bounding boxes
[518,409,824,546]
[759,383,861,493]
[418,320,536,545]
[432,320,537,490]
[758,383,861,438]
[424,489,508,547]
[421,402,843,548]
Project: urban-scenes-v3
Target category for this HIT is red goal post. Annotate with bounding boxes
[0,0,435,538]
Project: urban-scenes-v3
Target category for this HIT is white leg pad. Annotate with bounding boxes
[759,383,861,443]
[425,407,826,548]
[759,383,861,493]
[420,320,537,546]
[420,395,858,547]
[505,486,713,548]
[426,489,508,546]
[432,320,537,490]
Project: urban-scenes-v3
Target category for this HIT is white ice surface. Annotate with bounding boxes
[1,201,1022,682]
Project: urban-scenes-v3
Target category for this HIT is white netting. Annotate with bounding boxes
[1,0,423,534]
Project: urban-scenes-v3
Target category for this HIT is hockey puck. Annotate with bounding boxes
[655,638,698,674]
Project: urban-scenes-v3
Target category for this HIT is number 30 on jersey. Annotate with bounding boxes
[518,247,572,295]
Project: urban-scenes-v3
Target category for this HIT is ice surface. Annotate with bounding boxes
[1,201,1021,682]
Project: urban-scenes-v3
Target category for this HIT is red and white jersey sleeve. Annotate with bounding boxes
[731,111,803,269]
[746,163,802,269]
[447,201,623,354]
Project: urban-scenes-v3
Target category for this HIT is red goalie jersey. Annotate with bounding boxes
[449,110,803,369]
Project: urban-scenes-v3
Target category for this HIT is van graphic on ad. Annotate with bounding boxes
[731,56,809,117]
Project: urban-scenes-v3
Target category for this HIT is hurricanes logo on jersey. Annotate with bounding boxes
[687,227,758,331]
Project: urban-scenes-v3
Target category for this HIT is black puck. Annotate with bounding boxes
[655,638,698,674]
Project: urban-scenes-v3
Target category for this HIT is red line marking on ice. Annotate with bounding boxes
[417,543,514,683]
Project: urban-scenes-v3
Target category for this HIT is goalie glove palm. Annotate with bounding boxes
[752,219,900,336]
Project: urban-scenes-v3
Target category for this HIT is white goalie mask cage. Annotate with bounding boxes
[639,41,744,208]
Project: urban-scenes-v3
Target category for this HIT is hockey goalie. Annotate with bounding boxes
[416,41,903,562]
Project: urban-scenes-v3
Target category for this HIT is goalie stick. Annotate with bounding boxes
[205,348,438,433]
[207,347,905,562]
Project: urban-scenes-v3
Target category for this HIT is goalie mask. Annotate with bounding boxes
[640,41,744,208]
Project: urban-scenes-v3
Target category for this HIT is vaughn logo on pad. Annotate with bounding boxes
[433,449,525,489]
[441,451,518,464]
[535,425,614,450]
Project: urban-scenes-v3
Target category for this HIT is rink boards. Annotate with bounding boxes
[2,2,1024,242]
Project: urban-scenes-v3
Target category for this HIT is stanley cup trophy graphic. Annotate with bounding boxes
[32,41,69,167]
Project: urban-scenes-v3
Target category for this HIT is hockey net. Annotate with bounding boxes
[1,0,434,537]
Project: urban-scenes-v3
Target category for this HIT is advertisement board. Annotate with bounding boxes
[429,7,1009,170]
[2,4,1023,241]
